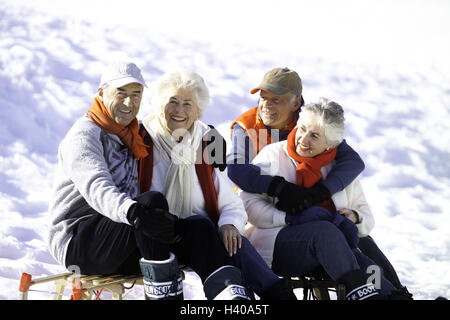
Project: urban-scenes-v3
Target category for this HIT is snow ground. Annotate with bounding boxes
[0,0,449,300]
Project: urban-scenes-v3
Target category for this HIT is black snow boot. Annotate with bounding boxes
[388,286,414,300]
[259,278,297,300]
[139,253,183,300]
[338,269,382,300]
[203,265,251,300]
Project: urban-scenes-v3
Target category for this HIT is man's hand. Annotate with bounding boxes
[202,125,227,171]
[219,224,242,256]
[268,176,312,215]
[268,176,332,215]
[127,203,179,244]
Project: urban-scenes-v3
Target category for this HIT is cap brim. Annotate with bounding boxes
[250,87,262,94]
[250,86,288,96]
[101,76,147,89]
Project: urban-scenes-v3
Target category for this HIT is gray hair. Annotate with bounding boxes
[297,97,345,148]
[152,70,210,119]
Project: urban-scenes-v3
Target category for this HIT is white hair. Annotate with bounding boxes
[151,70,210,119]
[297,97,345,148]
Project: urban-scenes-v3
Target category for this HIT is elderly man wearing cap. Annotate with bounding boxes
[47,61,179,295]
[227,67,410,296]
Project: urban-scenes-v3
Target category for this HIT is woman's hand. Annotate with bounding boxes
[219,224,242,256]
[339,208,360,224]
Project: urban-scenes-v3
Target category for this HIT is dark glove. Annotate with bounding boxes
[285,206,334,225]
[268,176,313,215]
[202,125,227,171]
[307,182,332,205]
[268,176,332,215]
[127,203,179,244]
[332,212,359,249]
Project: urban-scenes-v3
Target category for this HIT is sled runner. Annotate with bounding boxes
[19,270,344,300]
[290,276,346,300]
[18,272,146,300]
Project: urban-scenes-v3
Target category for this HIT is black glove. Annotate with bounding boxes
[267,176,332,216]
[268,176,311,215]
[307,182,332,205]
[127,203,179,244]
[202,125,227,171]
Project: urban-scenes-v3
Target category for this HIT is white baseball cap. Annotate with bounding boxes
[99,61,147,88]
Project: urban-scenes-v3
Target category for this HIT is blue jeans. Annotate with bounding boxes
[271,221,396,296]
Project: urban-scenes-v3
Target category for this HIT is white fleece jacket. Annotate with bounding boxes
[240,140,375,267]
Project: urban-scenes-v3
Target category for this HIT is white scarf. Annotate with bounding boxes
[142,114,209,218]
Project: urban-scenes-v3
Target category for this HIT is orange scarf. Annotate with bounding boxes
[231,106,297,155]
[286,127,338,212]
[286,127,337,187]
[88,97,149,160]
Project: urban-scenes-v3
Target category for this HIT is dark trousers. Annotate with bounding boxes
[358,236,403,289]
[271,221,396,296]
[272,221,360,280]
[65,191,234,282]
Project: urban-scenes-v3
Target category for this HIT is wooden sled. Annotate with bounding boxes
[19,271,344,300]
[18,272,145,300]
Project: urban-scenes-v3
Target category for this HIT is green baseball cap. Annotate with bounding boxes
[250,67,302,96]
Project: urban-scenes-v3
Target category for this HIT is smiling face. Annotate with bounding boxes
[99,82,143,127]
[163,87,200,134]
[294,112,329,157]
[258,90,300,129]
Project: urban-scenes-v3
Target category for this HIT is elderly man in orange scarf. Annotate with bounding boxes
[47,62,185,298]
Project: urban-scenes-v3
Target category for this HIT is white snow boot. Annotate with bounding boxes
[203,265,251,300]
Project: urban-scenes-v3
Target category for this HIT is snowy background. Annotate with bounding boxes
[1,0,449,300]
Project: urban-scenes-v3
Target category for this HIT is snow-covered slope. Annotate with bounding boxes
[1,0,449,300]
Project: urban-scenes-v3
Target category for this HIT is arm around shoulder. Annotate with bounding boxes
[227,124,274,194]
[321,139,365,194]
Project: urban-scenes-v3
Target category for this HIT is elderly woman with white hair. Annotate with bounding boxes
[240,98,407,300]
[137,70,296,300]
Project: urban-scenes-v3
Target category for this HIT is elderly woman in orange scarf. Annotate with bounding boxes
[241,98,408,300]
